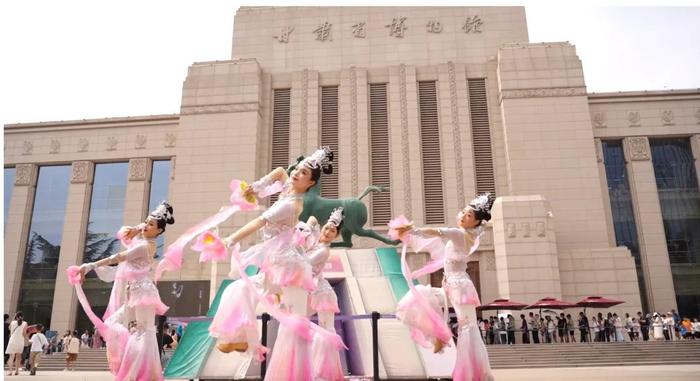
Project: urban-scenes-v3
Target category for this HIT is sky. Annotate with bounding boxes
[1,0,699,126]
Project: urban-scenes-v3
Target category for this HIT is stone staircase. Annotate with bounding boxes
[14,341,700,373]
[487,340,700,368]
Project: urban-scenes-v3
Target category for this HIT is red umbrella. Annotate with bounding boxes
[526,297,577,315]
[478,298,529,315]
[576,296,624,314]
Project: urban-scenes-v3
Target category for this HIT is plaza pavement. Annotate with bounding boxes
[5,364,700,381]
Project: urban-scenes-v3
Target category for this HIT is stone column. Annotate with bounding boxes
[4,164,38,313]
[491,195,561,302]
[51,161,94,332]
[623,136,677,312]
[123,158,152,223]
[595,138,617,247]
[691,135,700,185]
[290,69,319,158]
[339,67,370,199]
[388,64,423,223]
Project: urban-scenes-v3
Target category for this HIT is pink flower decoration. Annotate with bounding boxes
[66,265,82,285]
[229,179,258,211]
[192,231,228,263]
[387,215,412,241]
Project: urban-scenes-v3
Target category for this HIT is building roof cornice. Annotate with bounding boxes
[587,89,700,103]
[4,113,179,134]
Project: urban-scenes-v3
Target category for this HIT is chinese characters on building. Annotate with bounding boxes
[273,16,484,43]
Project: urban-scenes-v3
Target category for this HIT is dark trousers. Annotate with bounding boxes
[531,330,540,343]
[507,331,515,344]
[522,331,530,344]
[663,329,671,340]
[641,326,649,341]
[580,329,588,342]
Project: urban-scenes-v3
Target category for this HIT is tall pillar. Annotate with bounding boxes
[123,158,152,223]
[4,164,38,313]
[339,67,371,199]
[51,161,94,332]
[691,135,700,185]
[492,195,562,302]
[388,64,423,223]
[290,69,319,158]
[623,137,677,312]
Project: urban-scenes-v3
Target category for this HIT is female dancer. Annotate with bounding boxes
[391,194,495,381]
[69,202,175,381]
[5,312,28,376]
[208,147,332,360]
[306,208,344,381]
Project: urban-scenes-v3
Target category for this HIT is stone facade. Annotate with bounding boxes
[4,6,700,333]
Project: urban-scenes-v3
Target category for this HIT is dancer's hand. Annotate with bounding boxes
[222,236,236,248]
[394,223,415,236]
[77,264,89,284]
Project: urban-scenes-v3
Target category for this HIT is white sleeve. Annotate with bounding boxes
[438,227,464,242]
[261,202,295,224]
[307,246,329,268]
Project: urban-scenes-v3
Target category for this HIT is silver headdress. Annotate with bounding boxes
[469,193,492,214]
[148,201,174,223]
[327,207,344,227]
[299,146,332,169]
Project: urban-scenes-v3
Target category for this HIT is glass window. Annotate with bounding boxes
[17,165,71,328]
[602,141,648,311]
[77,162,128,330]
[148,160,172,258]
[650,138,700,318]
[4,167,16,226]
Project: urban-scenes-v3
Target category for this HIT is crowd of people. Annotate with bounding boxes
[474,309,700,344]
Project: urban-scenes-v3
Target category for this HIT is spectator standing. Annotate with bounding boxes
[5,312,28,376]
[652,313,664,340]
[663,313,674,340]
[557,312,569,343]
[638,312,649,341]
[631,318,640,341]
[590,316,599,342]
[691,318,700,339]
[545,316,555,343]
[80,330,89,348]
[487,317,495,344]
[578,312,589,343]
[613,313,624,342]
[680,318,692,339]
[4,314,10,364]
[520,314,530,344]
[497,317,507,345]
[506,315,516,345]
[671,309,681,340]
[28,324,48,375]
[64,330,80,371]
[529,313,540,344]
[566,314,576,343]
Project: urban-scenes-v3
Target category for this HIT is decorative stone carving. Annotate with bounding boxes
[313,22,332,41]
[300,69,309,154]
[484,254,496,271]
[128,158,149,181]
[426,19,443,33]
[594,138,603,163]
[506,223,516,238]
[352,22,366,38]
[628,111,641,127]
[521,222,531,238]
[536,221,546,237]
[592,111,606,128]
[77,138,89,152]
[21,141,33,155]
[695,109,700,124]
[661,110,674,125]
[106,136,118,151]
[625,137,650,161]
[180,102,259,115]
[500,87,586,99]
[170,157,176,180]
[135,134,147,149]
[385,17,407,38]
[71,161,92,184]
[49,139,60,154]
[462,16,483,33]
[273,26,294,43]
[398,64,412,218]
[165,133,176,148]
[349,67,359,196]
[447,62,465,208]
[14,164,36,186]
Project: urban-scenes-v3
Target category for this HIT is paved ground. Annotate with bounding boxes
[5,364,700,380]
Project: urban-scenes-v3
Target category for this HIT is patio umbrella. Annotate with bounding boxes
[477,298,529,316]
[576,296,624,315]
[525,296,577,316]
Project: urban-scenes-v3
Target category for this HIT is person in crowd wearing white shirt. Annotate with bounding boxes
[64,330,80,371]
[652,313,664,340]
[613,313,624,342]
[631,318,641,341]
[691,318,700,339]
[28,325,48,375]
[663,312,674,340]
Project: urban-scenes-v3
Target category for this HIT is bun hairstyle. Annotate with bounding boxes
[469,193,495,222]
[148,201,175,234]
[309,148,334,182]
